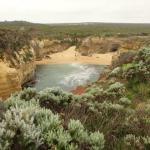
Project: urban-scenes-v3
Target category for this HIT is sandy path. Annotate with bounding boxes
[36,46,115,65]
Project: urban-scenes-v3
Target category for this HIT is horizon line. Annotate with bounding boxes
[1,20,150,25]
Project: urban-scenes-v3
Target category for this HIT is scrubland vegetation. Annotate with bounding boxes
[0,21,150,149]
[0,29,31,59]
[1,21,150,38]
[0,47,150,149]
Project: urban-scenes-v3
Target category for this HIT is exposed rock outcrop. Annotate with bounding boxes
[0,62,21,99]
[0,38,70,99]
[32,39,70,60]
[0,47,36,99]
[78,36,150,56]
[1,35,150,99]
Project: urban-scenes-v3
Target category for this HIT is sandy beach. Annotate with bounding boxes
[36,46,115,65]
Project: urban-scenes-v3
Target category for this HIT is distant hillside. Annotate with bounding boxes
[0,21,150,38]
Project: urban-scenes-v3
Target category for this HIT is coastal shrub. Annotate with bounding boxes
[131,83,150,101]
[117,104,150,146]
[5,88,78,114]
[122,135,150,149]
[64,100,135,149]
[67,119,105,150]
[0,85,149,150]
[1,96,105,150]
[134,47,150,64]
[112,51,136,68]
[1,46,150,149]
[110,48,150,84]
[86,85,104,96]
[106,82,125,94]
[109,67,121,77]
[68,119,91,147]
[77,93,94,102]
[42,118,105,150]
[120,48,150,83]
[5,96,39,110]
[83,82,126,104]
[18,88,38,101]
[0,29,31,54]
[38,88,77,112]
[99,82,125,101]
[119,97,131,107]
[122,61,150,83]
[0,106,42,150]
[89,131,105,150]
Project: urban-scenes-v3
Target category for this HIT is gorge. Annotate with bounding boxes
[1,32,150,99]
[0,22,150,150]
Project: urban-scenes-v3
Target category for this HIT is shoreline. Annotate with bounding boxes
[36,46,115,65]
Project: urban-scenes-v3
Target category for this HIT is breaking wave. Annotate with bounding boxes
[60,63,99,88]
[35,63,105,91]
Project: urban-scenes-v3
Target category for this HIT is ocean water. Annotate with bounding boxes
[35,63,106,91]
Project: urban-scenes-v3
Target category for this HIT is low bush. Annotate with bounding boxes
[38,88,78,112]
[112,51,136,68]
[0,47,150,150]
[111,47,150,84]
[0,97,105,150]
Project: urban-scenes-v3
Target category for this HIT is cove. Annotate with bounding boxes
[34,63,106,91]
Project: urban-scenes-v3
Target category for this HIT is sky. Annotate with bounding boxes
[0,0,150,23]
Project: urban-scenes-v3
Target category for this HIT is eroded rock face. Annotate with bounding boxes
[78,36,150,56]
[0,63,21,99]
[0,62,36,99]
[0,38,70,99]
[32,39,70,59]
[1,36,149,99]
[0,46,36,99]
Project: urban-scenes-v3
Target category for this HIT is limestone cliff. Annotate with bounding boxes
[78,36,150,56]
[32,39,70,60]
[0,61,36,99]
[0,38,70,99]
[0,62,21,99]
[0,47,36,99]
[1,35,149,99]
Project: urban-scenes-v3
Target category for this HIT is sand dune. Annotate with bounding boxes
[36,46,115,65]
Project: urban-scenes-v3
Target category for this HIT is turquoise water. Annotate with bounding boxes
[35,63,106,91]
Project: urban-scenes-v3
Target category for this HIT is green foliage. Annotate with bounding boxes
[135,47,150,63]
[18,88,38,101]
[110,47,150,84]
[123,134,150,150]
[110,67,121,77]
[38,88,78,113]
[1,91,105,150]
[85,82,126,103]
[132,83,150,101]
[119,97,131,106]
[112,51,136,68]
[106,82,125,94]
[1,46,150,150]
[89,132,105,150]
[39,88,76,106]
[1,21,150,38]
[0,29,31,54]
[0,105,42,150]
